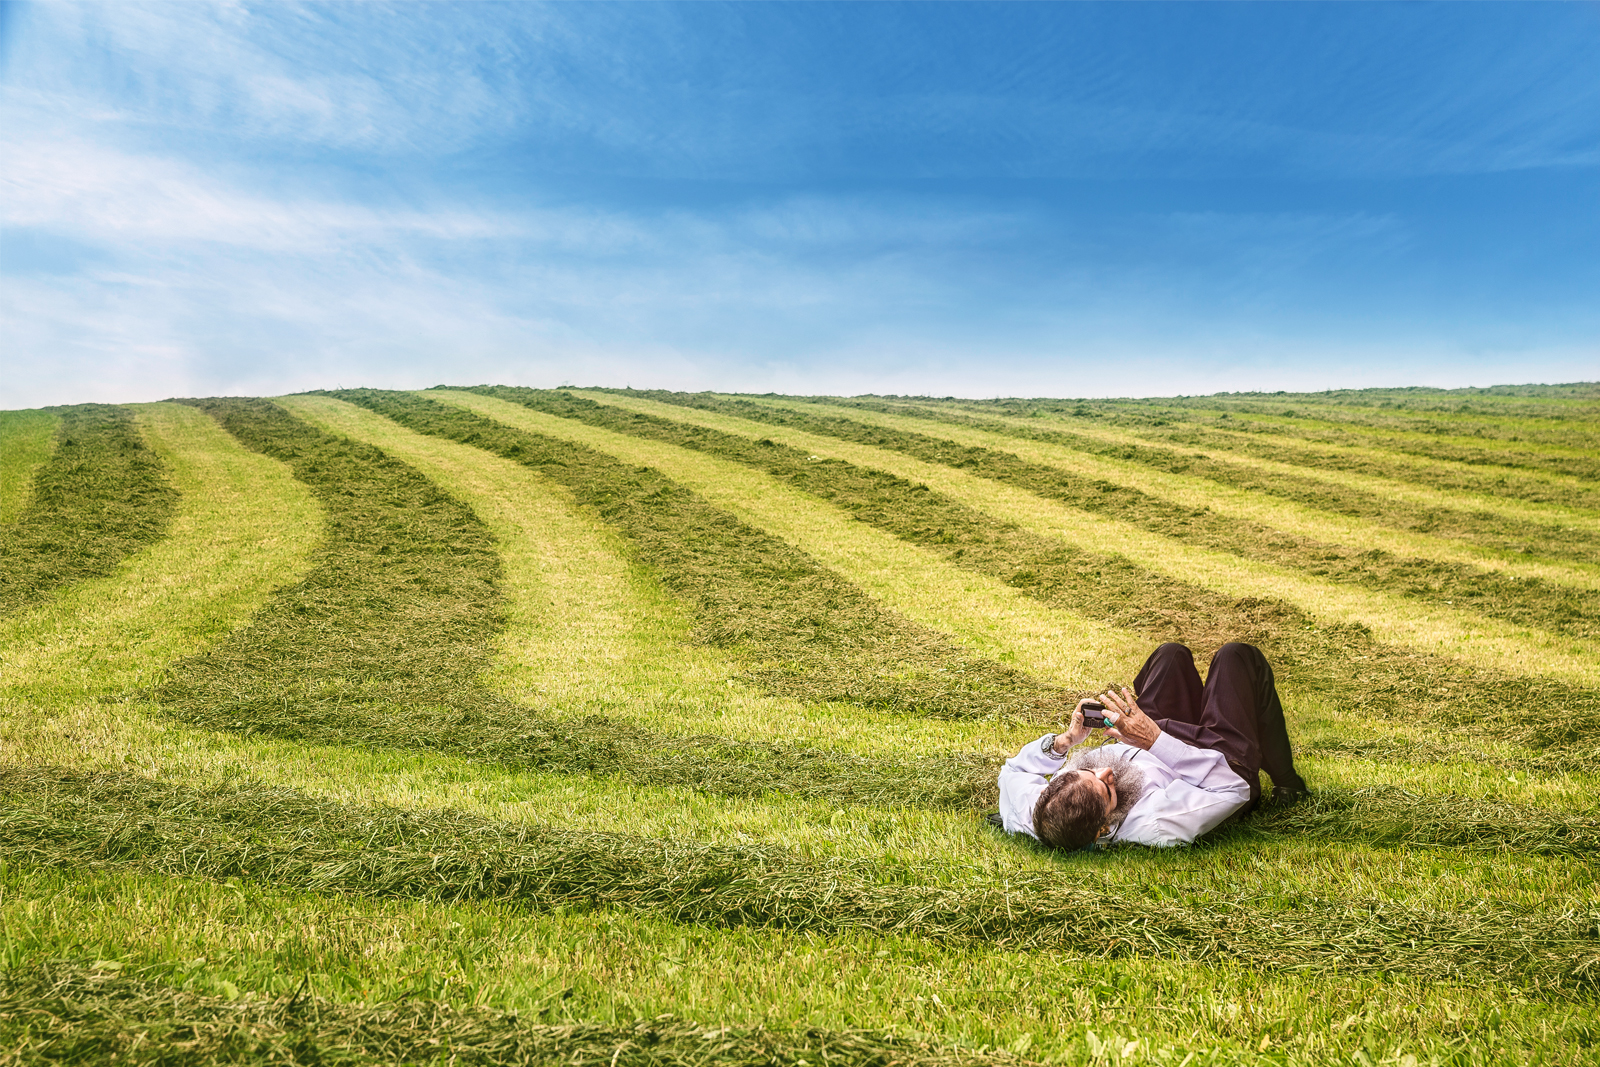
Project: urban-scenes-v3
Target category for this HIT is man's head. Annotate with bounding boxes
[1032,766,1119,850]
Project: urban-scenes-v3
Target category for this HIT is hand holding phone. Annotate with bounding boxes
[1080,701,1112,729]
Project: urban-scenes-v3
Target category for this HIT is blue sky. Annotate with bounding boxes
[1,1,1596,407]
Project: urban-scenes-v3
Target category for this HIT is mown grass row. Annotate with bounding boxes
[802,390,1600,522]
[0,405,178,617]
[732,393,1599,638]
[5,767,1596,996]
[1071,410,1600,514]
[323,389,1067,723]
[6,399,1578,858]
[5,389,1597,1067]
[461,387,1600,765]
[1,962,1025,1067]
[15,862,1590,1067]
[1114,386,1600,455]
[433,388,1600,808]
[156,397,992,811]
[976,385,1600,481]
[277,393,1030,759]
[636,390,1600,579]
[589,390,1600,692]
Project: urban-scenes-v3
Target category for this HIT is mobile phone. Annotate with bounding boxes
[1080,701,1110,729]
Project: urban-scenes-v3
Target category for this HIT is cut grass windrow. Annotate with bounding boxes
[0,962,1027,1067]
[14,407,1581,855]
[794,393,1600,539]
[720,394,1600,640]
[159,397,991,811]
[3,768,1597,997]
[0,405,179,616]
[639,390,1600,585]
[911,397,1600,545]
[465,388,1600,763]
[1092,391,1600,480]
[323,388,1069,724]
[1087,413,1600,516]
[972,387,1600,483]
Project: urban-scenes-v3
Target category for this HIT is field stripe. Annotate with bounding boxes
[420,390,1152,691]
[0,961,1022,1067]
[6,768,1595,994]
[576,390,1600,689]
[159,396,995,811]
[13,868,1595,1067]
[0,404,181,616]
[890,395,1600,520]
[1106,415,1600,513]
[459,387,1600,768]
[0,400,1068,876]
[7,401,1587,852]
[1082,393,1600,479]
[720,394,1600,568]
[701,395,1600,647]
[280,393,1018,756]
[428,391,1600,789]
[0,409,59,524]
[737,396,1600,592]
[328,389,1069,725]
[0,402,319,704]
[324,396,1600,816]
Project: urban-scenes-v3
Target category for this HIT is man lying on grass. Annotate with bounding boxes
[998,642,1309,849]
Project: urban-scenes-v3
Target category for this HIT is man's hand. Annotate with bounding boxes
[1053,699,1097,753]
[1102,686,1162,750]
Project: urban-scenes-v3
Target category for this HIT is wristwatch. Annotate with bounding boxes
[1041,734,1068,758]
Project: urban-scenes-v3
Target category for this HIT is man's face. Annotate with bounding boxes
[1078,766,1118,819]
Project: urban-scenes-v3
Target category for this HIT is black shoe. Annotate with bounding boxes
[1270,783,1310,804]
[983,811,1005,829]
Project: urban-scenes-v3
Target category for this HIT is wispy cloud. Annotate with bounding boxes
[2,2,1595,407]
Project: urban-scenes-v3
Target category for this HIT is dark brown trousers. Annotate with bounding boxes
[1131,642,1304,807]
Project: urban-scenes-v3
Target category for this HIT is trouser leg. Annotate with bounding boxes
[1130,643,1231,775]
[1197,643,1307,805]
[1230,647,1304,794]
[1130,642,1204,726]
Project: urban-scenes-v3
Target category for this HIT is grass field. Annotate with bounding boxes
[1,383,1596,1066]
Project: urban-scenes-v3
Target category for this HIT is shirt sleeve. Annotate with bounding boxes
[1113,732,1251,847]
[997,734,1069,838]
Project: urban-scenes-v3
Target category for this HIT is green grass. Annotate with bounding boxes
[376,388,1600,842]
[766,391,1600,529]
[154,396,995,809]
[427,388,1600,793]
[728,394,1600,590]
[326,388,1068,723]
[2,382,1598,1066]
[0,404,179,616]
[609,390,1599,629]
[952,384,1600,482]
[453,386,1600,764]
[10,866,1596,1067]
[0,409,59,524]
[4,768,1595,993]
[0,960,1037,1067]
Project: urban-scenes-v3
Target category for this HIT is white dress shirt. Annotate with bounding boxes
[998,732,1251,847]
